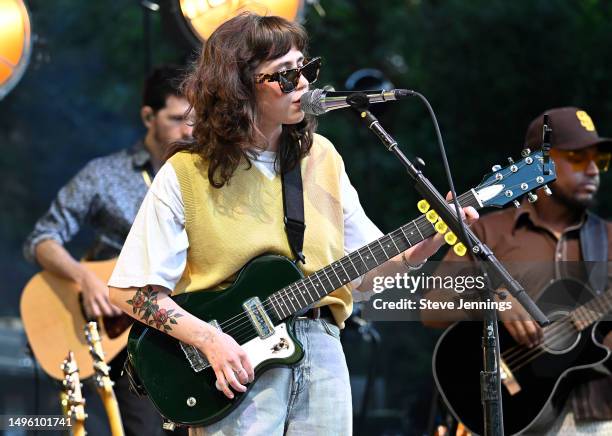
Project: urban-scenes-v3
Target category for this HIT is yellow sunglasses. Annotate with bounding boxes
[550,146,611,173]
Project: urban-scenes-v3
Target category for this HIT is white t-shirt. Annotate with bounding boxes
[109,151,384,291]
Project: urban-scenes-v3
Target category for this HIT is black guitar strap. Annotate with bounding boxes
[580,211,609,294]
[281,161,306,265]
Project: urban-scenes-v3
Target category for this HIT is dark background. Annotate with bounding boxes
[2,1,612,434]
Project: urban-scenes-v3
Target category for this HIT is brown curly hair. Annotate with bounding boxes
[167,12,317,188]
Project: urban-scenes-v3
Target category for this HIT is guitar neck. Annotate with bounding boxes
[85,322,125,436]
[571,287,612,331]
[268,190,481,320]
[61,351,87,436]
[98,389,125,436]
[72,420,86,436]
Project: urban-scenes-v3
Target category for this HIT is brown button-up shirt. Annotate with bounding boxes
[441,201,612,421]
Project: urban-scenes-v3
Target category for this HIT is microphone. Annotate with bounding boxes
[300,88,414,116]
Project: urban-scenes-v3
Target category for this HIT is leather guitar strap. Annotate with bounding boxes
[281,160,306,265]
[580,211,609,294]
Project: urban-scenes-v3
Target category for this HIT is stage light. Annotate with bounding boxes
[0,0,32,100]
[169,0,303,46]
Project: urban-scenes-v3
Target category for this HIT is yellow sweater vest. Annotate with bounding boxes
[169,133,353,327]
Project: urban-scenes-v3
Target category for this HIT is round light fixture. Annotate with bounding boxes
[170,0,303,46]
[0,0,32,100]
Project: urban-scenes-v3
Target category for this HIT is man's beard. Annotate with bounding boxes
[550,184,598,211]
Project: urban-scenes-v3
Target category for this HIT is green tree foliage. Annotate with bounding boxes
[307,0,612,231]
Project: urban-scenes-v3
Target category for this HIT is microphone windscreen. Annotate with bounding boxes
[299,89,326,115]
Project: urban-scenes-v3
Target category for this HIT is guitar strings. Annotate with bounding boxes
[222,200,476,343]
[210,165,538,342]
[222,210,461,342]
[219,207,440,332]
[217,189,487,341]
[194,159,540,343]
[502,289,612,365]
[503,293,611,372]
[501,291,612,361]
[505,321,579,372]
[217,155,531,335]
[221,177,529,341]
[222,215,444,342]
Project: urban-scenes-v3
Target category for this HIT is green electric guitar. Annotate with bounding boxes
[127,150,556,426]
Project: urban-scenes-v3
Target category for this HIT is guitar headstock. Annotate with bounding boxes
[84,322,114,392]
[473,148,557,208]
[61,351,87,423]
[414,148,557,257]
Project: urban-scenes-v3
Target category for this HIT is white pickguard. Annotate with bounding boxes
[180,322,297,373]
[241,323,296,367]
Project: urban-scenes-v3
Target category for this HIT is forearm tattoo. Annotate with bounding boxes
[127,286,183,331]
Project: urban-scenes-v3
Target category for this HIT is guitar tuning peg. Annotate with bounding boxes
[521,148,531,157]
[542,185,552,196]
[507,157,515,164]
[513,200,521,208]
[491,164,502,171]
[527,192,538,203]
[444,231,457,245]
[434,219,448,234]
[426,209,439,223]
[417,199,430,213]
[453,243,467,257]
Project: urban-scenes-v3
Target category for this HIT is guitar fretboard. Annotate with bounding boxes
[571,287,612,331]
[267,190,480,320]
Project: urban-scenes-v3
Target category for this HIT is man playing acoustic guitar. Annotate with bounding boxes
[23,65,193,435]
[428,107,612,434]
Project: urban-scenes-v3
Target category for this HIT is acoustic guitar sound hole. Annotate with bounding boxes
[542,311,581,354]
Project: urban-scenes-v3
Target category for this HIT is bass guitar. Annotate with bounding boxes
[433,278,612,435]
[128,150,556,426]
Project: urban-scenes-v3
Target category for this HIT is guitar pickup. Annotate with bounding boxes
[243,297,275,339]
[179,320,220,373]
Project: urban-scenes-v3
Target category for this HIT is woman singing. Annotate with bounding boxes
[109,12,476,435]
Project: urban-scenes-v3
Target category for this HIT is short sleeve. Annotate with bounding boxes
[108,164,188,290]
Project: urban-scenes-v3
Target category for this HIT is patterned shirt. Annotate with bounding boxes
[23,141,153,263]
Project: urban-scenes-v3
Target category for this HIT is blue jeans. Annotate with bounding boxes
[190,318,352,436]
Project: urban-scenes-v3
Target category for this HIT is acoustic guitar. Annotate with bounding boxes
[433,278,612,435]
[20,259,133,380]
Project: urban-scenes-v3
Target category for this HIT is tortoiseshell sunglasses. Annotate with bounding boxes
[254,57,321,93]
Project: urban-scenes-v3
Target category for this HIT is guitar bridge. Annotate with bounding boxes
[179,320,220,373]
[500,358,521,395]
[243,297,275,339]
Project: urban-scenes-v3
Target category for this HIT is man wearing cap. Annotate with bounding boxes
[429,107,612,433]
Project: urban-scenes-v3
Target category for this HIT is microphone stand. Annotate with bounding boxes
[345,93,550,436]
